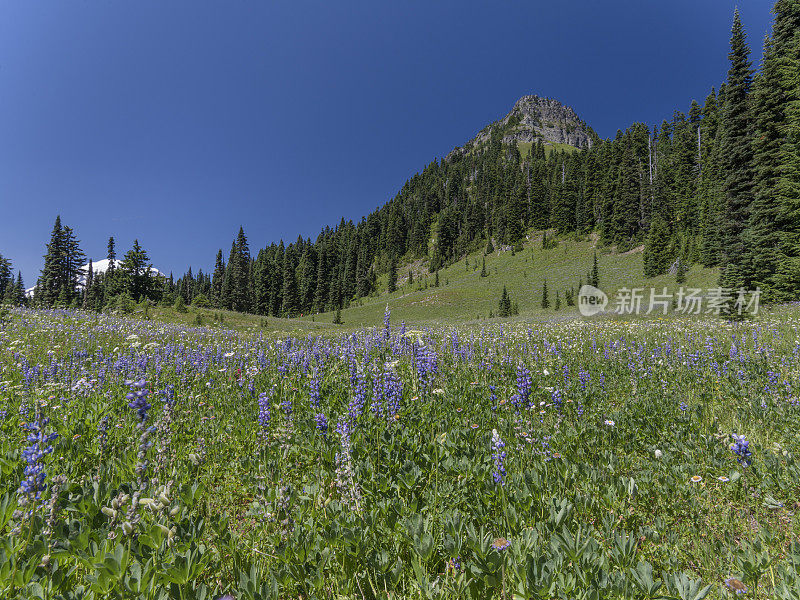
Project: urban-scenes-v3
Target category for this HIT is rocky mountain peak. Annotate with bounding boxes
[465,94,593,153]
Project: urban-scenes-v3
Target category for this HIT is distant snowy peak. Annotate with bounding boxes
[25,259,163,297]
[78,259,163,285]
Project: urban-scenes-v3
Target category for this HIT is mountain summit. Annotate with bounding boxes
[455,95,594,156]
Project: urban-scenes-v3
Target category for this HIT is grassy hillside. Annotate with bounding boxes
[140,231,720,333]
[517,140,580,157]
[300,230,721,328]
[144,305,334,335]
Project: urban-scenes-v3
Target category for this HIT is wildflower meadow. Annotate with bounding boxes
[1,307,799,599]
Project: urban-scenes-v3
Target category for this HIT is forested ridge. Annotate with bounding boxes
[9,1,800,315]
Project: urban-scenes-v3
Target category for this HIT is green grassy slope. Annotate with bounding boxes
[300,231,721,328]
[517,140,580,157]
[142,231,720,333]
[147,305,334,334]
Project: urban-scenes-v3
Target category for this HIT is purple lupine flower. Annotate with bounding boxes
[578,369,590,390]
[552,387,563,409]
[415,345,438,388]
[348,375,367,422]
[489,385,497,412]
[384,370,402,421]
[281,395,293,424]
[516,363,532,408]
[383,305,391,340]
[309,371,321,409]
[491,429,507,485]
[730,434,752,467]
[315,412,328,436]
[126,379,151,425]
[160,384,175,404]
[19,410,58,502]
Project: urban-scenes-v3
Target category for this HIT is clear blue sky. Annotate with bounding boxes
[0,1,775,283]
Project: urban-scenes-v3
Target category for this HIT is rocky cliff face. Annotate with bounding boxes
[466,95,593,152]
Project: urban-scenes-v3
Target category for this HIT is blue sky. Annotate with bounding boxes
[0,1,775,282]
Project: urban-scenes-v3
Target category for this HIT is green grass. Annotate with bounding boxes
[517,140,580,158]
[145,305,334,334]
[301,231,721,328]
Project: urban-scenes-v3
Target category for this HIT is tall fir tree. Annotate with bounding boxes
[38,216,64,306]
[643,217,672,277]
[121,240,153,301]
[719,9,755,289]
[282,244,299,317]
[769,1,800,298]
[211,249,225,307]
[541,279,550,309]
[0,253,12,301]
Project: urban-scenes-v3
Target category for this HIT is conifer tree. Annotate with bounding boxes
[269,243,285,316]
[609,140,640,249]
[750,0,800,298]
[121,240,153,301]
[299,246,317,313]
[643,217,671,277]
[498,286,511,317]
[38,216,65,306]
[719,9,755,288]
[105,236,120,298]
[226,227,252,313]
[676,256,687,284]
[314,243,329,311]
[211,249,225,307]
[14,272,25,306]
[282,245,299,317]
[221,241,236,310]
[541,279,550,309]
[62,226,85,305]
[0,254,11,301]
